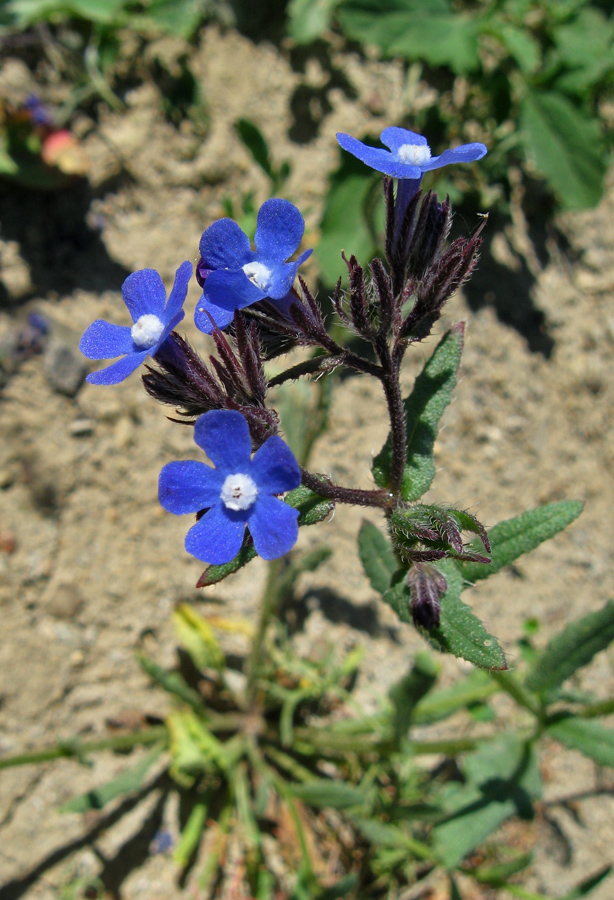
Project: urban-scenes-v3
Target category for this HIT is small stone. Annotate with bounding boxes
[69,418,95,437]
[47,581,83,619]
[70,650,85,667]
[44,338,87,397]
[0,469,15,490]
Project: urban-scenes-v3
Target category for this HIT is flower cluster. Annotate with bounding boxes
[79,124,490,593]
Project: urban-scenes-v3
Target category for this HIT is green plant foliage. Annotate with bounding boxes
[59,743,163,813]
[173,800,208,868]
[547,717,614,770]
[357,519,398,594]
[289,779,367,809]
[460,500,584,583]
[526,600,614,697]
[433,734,541,868]
[173,603,226,673]
[287,0,342,43]
[372,324,464,501]
[388,651,439,741]
[520,89,608,210]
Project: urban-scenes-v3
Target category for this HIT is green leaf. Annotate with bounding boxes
[173,800,207,868]
[141,0,203,37]
[460,500,583,583]
[496,23,541,74]
[316,158,381,286]
[388,651,439,741]
[9,0,126,24]
[433,734,541,868]
[412,669,497,724]
[471,852,533,885]
[520,89,609,210]
[358,519,397,595]
[554,8,614,93]
[383,560,506,669]
[198,487,333,586]
[173,603,225,672]
[338,0,480,73]
[548,717,614,769]
[235,118,273,180]
[59,744,163,813]
[289,779,366,809]
[137,653,205,712]
[526,600,614,696]
[372,324,464,501]
[562,865,613,900]
[353,817,415,847]
[287,0,342,43]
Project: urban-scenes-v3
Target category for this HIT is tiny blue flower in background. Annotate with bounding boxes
[194,198,312,334]
[336,127,487,180]
[159,409,301,565]
[80,261,192,385]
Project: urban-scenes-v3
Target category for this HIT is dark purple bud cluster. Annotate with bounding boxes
[143,312,278,449]
[407,563,449,630]
[389,504,491,568]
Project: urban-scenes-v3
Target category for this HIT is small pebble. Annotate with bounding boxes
[47,581,83,619]
[69,418,95,437]
[44,338,87,397]
[0,469,15,489]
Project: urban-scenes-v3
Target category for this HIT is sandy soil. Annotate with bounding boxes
[1,25,614,900]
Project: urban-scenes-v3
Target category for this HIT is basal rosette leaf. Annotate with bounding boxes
[372,324,464,502]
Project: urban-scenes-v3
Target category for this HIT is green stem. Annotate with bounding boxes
[579,697,614,718]
[490,671,543,719]
[246,557,285,702]
[0,725,167,770]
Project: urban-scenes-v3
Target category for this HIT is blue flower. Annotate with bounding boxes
[194,199,312,334]
[336,127,487,180]
[159,409,301,565]
[80,262,192,385]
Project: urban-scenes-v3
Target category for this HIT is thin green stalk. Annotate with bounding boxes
[578,697,614,718]
[490,671,543,719]
[246,557,285,702]
[0,725,167,770]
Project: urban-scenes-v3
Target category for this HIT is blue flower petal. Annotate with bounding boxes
[248,494,299,560]
[336,133,421,179]
[199,219,254,270]
[80,321,134,360]
[164,260,192,323]
[254,199,305,264]
[159,460,224,514]
[193,410,253,470]
[122,269,166,322]
[420,142,488,171]
[380,127,428,154]
[265,260,300,300]
[86,349,148,385]
[194,295,236,334]
[200,268,265,316]
[185,503,246,564]
[250,436,301,495]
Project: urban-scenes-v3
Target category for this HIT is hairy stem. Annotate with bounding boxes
[300,468,392,510]
[379,352,407,499]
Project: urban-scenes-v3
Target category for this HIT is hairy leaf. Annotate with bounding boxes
[460,500,583,583]
[373,324,464,501]
[527,600,614,696]
[289,779,366,809]
[548,717,614,769]
[358,519,398,594]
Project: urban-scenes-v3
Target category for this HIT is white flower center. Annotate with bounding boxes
[220,473,259,512]
[242,261,272,291]
[131,314,165,349]
[396,143,432,166]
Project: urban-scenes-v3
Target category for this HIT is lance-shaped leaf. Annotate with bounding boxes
[383,560,506,670]
[198,486,334,586]
[173,800,208,869]
[527,600,614,696]
[372,324,464,501]
[547,717,614,769]
[59,744,164,813]
[460,500,583,584]
[358,519,398,595]
[289,779,367,810]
